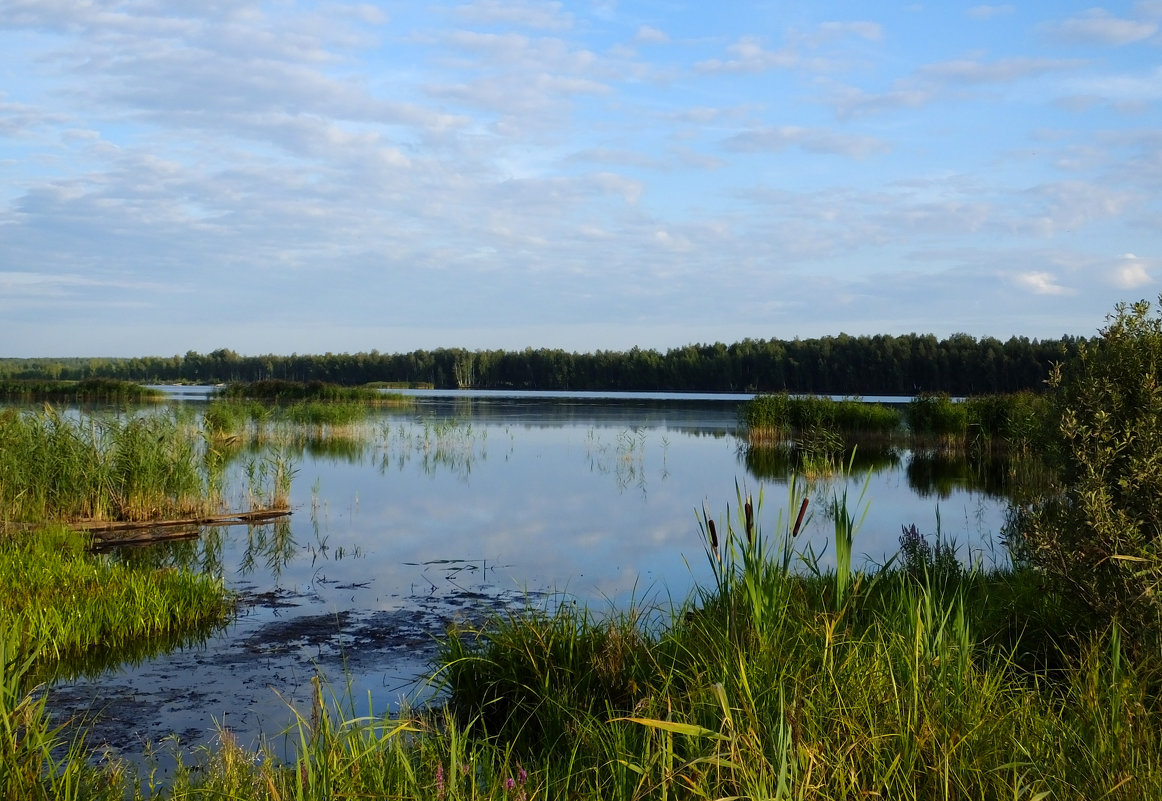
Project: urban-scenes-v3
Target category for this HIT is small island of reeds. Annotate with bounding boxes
[0,378,165,403]
[213,378,410,404]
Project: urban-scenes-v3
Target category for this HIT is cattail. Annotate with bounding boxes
[792,498,809,537]
[708,518,718,552]
[744,498,754,544]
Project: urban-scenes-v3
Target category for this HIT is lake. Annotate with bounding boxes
[46,389,1012,771]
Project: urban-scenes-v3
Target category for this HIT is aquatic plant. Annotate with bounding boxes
[0,378,164,403]
[0,525,232,671]
[0,406,216,523]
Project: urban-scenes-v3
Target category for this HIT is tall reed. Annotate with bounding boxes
[0,406,215,523]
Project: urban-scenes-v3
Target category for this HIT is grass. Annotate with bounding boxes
[0,378,165,403]
[742,393,904,445]
[214,379,411,405]
[0,525,232,673]
[0,406,216,524]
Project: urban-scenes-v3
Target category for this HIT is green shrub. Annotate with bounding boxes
[905,393,967,440]
[1012,298,1162,649]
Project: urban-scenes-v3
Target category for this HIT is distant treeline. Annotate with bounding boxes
[0,333,1084,395]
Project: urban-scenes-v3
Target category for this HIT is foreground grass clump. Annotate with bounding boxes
[0,407,216,524]
[0,525,232,668]
[435,484,1162,800]
[0,378,165,403]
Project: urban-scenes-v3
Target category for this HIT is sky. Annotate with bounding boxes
[2,1,1161,358]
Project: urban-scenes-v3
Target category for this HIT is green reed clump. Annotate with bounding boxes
[742,393,903,444]
[905,391,969,443]
[202,400,271,439]
[282,400,371,427]
[0,407,216,523]
[426,481,1162,800]
[215,379,409,405]
[963,391,1054,453]
[0,525,233,667]
[0,378,164,403]
[1,625,120,801]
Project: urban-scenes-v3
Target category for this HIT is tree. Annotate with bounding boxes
[1014,297,1162,647]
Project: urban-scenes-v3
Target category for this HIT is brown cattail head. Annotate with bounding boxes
[792,498,809,537]
[708,518,718,551]
[744,498,754,544]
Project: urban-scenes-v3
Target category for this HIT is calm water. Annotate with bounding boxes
[47,390,1010,767]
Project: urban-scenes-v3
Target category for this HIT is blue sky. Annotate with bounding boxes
[2,1,1160,357]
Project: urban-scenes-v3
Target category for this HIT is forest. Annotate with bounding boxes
[0,332,1083,395]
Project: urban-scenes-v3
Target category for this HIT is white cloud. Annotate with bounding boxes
[634,25,667,44]
[723,126,890,159]
[1111,254,1154,288]
[1015,271,1075,296]
[967,5,1015,20]
[1046,9,1158,46]
[920,56,1082,84]
[452,0,574,30]
[694,37,798,74]
[816,21,883,41]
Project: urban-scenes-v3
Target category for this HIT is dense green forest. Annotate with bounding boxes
[0,332,1083,395]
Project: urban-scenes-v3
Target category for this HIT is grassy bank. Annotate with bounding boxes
[4,481,1160,800]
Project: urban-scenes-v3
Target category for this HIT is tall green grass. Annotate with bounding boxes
[0,407,215,523]
[214,379,410,405]
[428,477,1162,800]
[0,378,164,403]
[0,525,232,669]
[742,393,903,444]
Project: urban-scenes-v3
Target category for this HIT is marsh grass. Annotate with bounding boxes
[0,406,216,524]
[0,525,232,671]
[214,379,410,405]
[0,379,164,403]
[425,476,1162,800]
[743,393,903,445]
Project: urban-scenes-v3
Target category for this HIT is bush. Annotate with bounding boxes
[905,393,967,440]
[1013,298,1162,648]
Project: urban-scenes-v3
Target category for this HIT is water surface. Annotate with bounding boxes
[48,390,1011,769]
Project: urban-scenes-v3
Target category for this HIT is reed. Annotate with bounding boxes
[0,378,164,403]
[0,525,232,671]
[214,379,410,405]
[742,393,903,445]
[0,406,216,524]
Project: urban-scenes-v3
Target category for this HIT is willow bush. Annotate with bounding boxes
[1011,297,1162,651]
